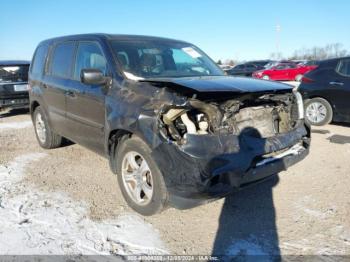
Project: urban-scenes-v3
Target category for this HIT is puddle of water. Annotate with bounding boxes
[327,135,350,145]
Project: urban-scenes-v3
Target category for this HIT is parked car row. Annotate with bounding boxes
[225,60,271,77]
[224,59,319,81]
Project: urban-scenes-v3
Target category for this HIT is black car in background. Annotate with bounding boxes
[0,60,30,111]
[226,62,261,76]
[226,60,272,77]
[299,57,350,125]
[249,60,272,68]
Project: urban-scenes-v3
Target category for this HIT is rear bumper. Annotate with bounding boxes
[0,97,29,109]
[152,122,310,209]
[0,83,29,109]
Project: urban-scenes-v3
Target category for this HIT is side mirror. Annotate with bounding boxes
[81,69,107,85]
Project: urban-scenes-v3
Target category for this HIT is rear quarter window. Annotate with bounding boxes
[31,44,49,76]
[49,42,76,79]
[336,59,350,77]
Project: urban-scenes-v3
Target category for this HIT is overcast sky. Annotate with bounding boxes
[1,0,349,62]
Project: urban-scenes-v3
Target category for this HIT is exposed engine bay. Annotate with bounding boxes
[159,91,304,144]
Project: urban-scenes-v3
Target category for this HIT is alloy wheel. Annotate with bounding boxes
[121,151,153,205]
[35,112,47,143]
[305,102,327,124]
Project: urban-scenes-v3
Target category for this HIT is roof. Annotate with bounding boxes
[0,60,30,66]
[39,33,190,46]
[320,56,350,63]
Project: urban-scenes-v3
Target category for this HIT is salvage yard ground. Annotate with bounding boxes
[0,108,349,258]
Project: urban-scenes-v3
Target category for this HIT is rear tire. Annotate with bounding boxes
[33,106,62,149]
[304,98,333,126]
[116,135,168,216]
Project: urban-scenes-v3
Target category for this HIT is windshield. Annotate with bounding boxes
[0,64,29,83]
[110,40,224,79]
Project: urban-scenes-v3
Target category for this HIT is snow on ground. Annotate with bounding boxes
[225,234,280,261]
[0,120,32,130]
[0,153,167,255]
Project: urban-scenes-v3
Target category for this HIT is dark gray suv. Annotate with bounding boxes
[29,34,310,215]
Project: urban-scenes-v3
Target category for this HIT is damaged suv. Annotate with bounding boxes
[29,34,310,215]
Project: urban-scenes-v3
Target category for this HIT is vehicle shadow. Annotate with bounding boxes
[212,176,280,261]
[0,108,29,118]
[212,127,281,261]
[331,121,350,128]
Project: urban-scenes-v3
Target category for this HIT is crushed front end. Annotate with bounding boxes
[151,89,310,209]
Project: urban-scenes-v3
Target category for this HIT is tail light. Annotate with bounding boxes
[309,65,318,71]
[301,76,314,83]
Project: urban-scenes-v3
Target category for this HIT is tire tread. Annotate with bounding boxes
[33,106,63,149]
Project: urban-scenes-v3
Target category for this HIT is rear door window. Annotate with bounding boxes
[73,42,107,80]
[336,59,350,77]
[49,42,76,79]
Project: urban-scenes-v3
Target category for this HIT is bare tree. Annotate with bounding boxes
[289,43,348,60]
[270,52,284,60]
[223,59,236,66]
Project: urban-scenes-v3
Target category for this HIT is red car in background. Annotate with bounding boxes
[252,62,318,81]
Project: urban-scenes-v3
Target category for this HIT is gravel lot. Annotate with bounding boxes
[0,108,349,258]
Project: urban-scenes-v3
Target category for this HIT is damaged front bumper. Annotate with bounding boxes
[151,122,310,209]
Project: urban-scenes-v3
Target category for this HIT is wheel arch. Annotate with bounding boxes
[108,129,133,173]
[30,100,40,120]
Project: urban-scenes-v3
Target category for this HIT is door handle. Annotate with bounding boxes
[330,81,344,86]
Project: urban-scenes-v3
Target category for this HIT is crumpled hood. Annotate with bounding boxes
[142,76,292,94]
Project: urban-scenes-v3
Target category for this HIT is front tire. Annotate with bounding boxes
[116,135,168,216]
[304,98,333,126]
[33,106,62,149]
